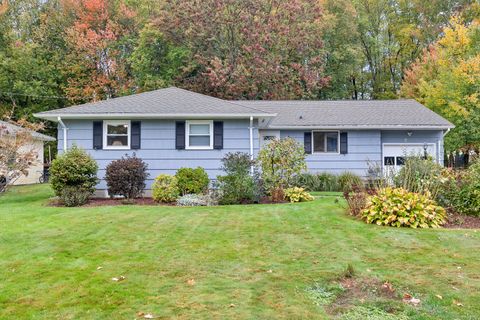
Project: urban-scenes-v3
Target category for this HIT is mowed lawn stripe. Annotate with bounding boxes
[0,184,479,319]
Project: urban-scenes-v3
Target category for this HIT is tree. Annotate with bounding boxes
[0,119,43,193]
[130,24,190,91]
[157,0,330,99]
[401,16,480,151]
[62,0,138,102]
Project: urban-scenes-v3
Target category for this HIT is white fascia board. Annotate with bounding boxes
[261,125,455,130]
[34,113,277,121]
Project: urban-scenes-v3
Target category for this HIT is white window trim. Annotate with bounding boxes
[186,120,213,150]
[312,130,340,154]
[103,120,131,150]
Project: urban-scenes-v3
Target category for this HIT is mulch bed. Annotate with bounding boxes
[48,196,287,207]
[444,212,480,229]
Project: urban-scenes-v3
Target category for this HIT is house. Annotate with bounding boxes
[34,87,453,197]
[0,120,55,185]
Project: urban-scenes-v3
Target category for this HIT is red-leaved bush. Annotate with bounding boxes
[105,154,149,199]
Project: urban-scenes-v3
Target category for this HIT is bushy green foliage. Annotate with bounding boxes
[57,186,92,207]
[257,138,307,198]
[284,187,314,203]
[105,155,149,199]
[175,167,209,195]
[361,187,446,228]
[152,174,179,203]
[338,172,363,192]
[394,157,445,199]
[442,161,480,216]
[294,172,340,192]
[216,152,261,205]
[49,146,98,206]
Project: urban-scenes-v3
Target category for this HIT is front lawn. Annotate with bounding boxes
[1,185,479,319]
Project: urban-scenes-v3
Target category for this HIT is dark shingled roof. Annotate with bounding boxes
[235,99,453,129]
[34,87,453,129]
[34,87,273,120]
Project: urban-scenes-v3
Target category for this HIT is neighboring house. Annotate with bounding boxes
[0,120,55,185]
[34,87,453,197]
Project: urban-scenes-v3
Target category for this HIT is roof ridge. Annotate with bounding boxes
[170,87,276,114]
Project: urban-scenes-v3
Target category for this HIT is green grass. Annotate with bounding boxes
[1,185,479,319]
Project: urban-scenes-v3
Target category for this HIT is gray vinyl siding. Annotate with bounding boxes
[280,130,382,177]
[58,119,259,191]
[381,130,445,165]
[280,129,445,177]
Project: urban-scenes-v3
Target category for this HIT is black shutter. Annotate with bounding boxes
[340,132,348,154]
[131,121,141,149]
[304,132,312,154]
[213,121,223,149]
[175,121,186,150]
[93,121,103,150]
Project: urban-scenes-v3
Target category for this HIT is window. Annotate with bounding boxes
[104,120,130,149]
[313,131,339,153]
[384,156,395,165]
[396,157,405,166]
[186,120,213,149]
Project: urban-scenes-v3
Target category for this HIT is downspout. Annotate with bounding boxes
[57,117,68,152]
[249,116,254,175]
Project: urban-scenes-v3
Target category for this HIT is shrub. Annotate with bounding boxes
[361,187,447,228]
[343,185,375,216]
[284,187,314,203]
[257,137,307,201]
[443,161,480,216]
[175,167,209,195]
[57,186,92,207]
[49,146,98,206]
[338,172,363,192]
[294,172,339,192]
[216,152,261,205]
[105,155,149,199]
[152,174,179,203]
[176,193,215,206]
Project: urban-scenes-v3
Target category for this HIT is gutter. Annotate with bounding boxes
[443,128,451,136]
[57,117,68,151]
[33,112,277,121]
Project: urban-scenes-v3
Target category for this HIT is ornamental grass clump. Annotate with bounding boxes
[361,187,446,228]
[284,187,314,203]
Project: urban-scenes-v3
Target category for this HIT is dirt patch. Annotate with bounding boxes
[444,212,480,229]
[326,277,401,315]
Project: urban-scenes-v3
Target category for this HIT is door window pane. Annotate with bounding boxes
[384,157,395,165]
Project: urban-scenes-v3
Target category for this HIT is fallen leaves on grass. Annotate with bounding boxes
[435,294,443,300]
[137,312,156,319]
[111,276,126,282]
[453,300,464,307]
[403,293,421,306]
[187,278,196,286]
